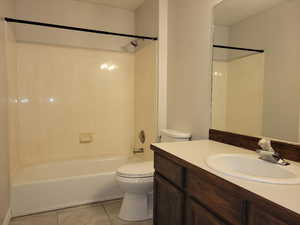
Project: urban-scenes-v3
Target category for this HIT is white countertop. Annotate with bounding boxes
[152,140,300,215]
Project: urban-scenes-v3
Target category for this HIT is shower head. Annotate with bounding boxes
[130,40,138,48]
[123,40,139,53]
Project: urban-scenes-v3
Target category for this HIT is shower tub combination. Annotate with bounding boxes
[11,156,138,217]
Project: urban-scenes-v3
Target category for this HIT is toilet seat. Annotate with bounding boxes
[117,161,154,178]
[116,176,153,183]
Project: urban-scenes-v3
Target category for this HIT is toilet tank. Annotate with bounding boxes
[160,129,191,142]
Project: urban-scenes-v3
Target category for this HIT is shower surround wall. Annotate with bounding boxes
[9,0,158,173]
[134,41,158,160]
[212,53,265,137]
[225,53,264,136]
[9,0,135,172]
[14,42,135,167]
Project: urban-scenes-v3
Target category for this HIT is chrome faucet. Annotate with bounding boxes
[256,139,290,166]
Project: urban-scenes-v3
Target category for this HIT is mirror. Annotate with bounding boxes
[212,0,300,143]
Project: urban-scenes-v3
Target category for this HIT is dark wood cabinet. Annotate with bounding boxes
[154,153,184,188]
[248,204,292,225]
[187,171,245,225]
[151,146,300,225]
[185,198,226,225]
[154,174,184,225]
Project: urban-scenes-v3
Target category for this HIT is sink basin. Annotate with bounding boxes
[206,153,300,184]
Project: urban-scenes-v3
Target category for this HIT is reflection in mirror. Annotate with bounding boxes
[212,0,300,143]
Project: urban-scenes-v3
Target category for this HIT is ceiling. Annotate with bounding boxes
[76,0,145,11]
[214,0,287,26]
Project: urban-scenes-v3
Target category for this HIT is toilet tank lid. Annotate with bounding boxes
[160,129,191,139]
[117,161,154,178]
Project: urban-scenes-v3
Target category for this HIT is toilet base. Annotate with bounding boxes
[119,192,153,221]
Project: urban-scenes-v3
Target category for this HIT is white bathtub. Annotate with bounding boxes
[11,156,139,217]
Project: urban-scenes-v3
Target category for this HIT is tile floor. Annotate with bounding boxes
[10,199,153,225]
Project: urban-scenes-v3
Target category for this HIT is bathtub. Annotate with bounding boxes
[11,156,140,217]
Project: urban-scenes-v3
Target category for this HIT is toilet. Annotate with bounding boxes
[116,129,191,221]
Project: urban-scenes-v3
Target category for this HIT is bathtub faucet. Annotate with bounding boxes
[133,148,144,154]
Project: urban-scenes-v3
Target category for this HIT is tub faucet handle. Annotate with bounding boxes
[133,148,144,154]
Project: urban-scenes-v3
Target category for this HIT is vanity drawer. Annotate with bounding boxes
[186,170,246,225]
[154,153,184,188]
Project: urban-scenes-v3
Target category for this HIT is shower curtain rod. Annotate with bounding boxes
[4,18,158,41]
[213,44,264,53]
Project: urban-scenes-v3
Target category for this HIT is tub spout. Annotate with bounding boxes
[133,148,144,154]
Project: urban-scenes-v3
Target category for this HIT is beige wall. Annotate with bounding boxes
[0,0,16,222]
[11,43,135,168]
[16,0,135,52]
[134,42,157,160]
[212,61,227,131]
[167,0,214,139]
[213,25,229,61]
[226,54,265,136]
[135,0,158,37]
[229,0,300,142]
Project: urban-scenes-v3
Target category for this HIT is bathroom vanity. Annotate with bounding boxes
[151,140,300,225]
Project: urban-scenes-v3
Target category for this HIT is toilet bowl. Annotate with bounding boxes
[116,161,154,221]
[116,129,191,221]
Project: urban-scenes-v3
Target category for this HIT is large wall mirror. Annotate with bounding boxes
[211,0,300,143]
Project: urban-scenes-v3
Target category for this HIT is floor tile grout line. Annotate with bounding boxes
[56,211,59,225]
[102,203,113,225]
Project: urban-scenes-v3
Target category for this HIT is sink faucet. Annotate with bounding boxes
[256,139,290,166]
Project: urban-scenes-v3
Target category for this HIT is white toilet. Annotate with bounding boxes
[116,129,191,221]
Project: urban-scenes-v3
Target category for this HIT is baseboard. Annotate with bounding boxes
[2,208,11,225]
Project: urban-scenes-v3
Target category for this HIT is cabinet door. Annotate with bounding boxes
[185,198,226,225]
[186,170,245,225]
[154,174,184,225]
[248,204,294,225]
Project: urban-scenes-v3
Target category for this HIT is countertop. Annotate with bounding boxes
[152,140,300,215]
